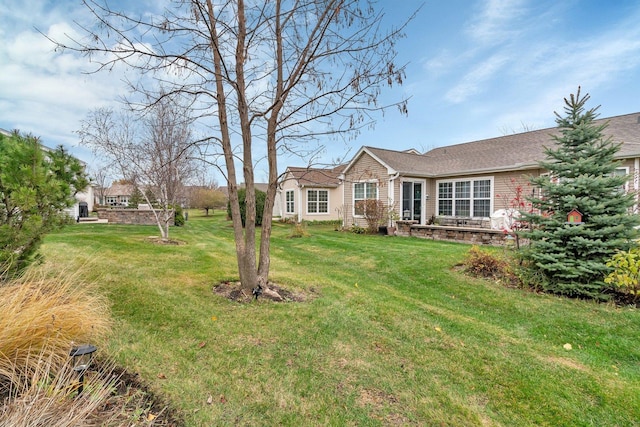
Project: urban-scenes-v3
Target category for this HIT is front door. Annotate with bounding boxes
[402,181,423,223]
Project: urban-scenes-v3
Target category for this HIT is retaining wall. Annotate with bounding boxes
[97,208,173,226]
[396,220,507,246]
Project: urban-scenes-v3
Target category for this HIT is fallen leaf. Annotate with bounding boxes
[211,316,217,321]
[435,327,442,332]
[563,343,572,351]
[354,283,358,288]
[146,413,156,422]
[157,373,167,379]
[206,394,213,405]
[198,341,206,348]
[220,395,227,404]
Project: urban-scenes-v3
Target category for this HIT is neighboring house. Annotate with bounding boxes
[341,112,640,228]
[278,165,346,222]
[102,183,134,207]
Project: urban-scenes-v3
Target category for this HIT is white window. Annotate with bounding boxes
[106,196,117,206]
[307,189,329,214]
[285,190,295,214]
[437,178,492,217]
[613,167,629,193]
[353,182,377,216]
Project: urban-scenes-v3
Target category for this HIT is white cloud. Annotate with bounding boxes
[444,54,509,103]
[466,0,528,45]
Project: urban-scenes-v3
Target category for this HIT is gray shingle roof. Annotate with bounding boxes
[286,165,346,187]
[104,183,133,196]
[365,112,640,177]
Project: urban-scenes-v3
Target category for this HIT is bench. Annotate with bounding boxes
[437,217,486,228]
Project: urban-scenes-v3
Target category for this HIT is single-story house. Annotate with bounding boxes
[278,112,640,230]
[101,183,134,207]
[341,112,640,228]
[278,165,346,222]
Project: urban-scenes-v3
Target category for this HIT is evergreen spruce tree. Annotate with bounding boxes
[523,88,639,299]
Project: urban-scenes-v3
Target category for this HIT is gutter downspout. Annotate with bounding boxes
[388,172,400,226]
[635,158,639,213]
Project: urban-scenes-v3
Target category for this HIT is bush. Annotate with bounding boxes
[350,224,366,234]
[360,199,386,234]
[173,205,185,226]
[605,247,640,302]
[463,246,517,284]
[227,188,266,227]
[289,222,309,238]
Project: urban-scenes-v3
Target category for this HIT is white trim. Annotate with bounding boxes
[435,176,494,218]
[614,166,630,192]
[635,159,639,213]
[342,146,397,176]
[306,188,330,215]
[285,189,295,214]
[400,178,427,225]
[352,180,378,218]
[297,185,303,222]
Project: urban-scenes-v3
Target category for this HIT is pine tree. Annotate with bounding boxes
[0,132,88,278]
[523,88,639,299]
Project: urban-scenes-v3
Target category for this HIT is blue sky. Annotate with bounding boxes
[2,1,640,182]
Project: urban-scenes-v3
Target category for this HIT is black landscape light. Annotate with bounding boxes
[69,344,97,396]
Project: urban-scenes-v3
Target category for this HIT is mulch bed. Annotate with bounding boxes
[213,281,318,303]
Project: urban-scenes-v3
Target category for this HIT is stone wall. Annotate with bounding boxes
[396,220,507,246]
[97,208,173,226]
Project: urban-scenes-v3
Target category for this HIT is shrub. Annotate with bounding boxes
[463,246,516,284]
[605,247,640,302]
[227,188,266,227]
[289,222,309,238]
[350,224,366,234]
[173,205,185,226]
[360,199,386,234]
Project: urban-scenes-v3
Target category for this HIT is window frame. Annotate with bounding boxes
[306,189,329,214]
[613,166,630,193]
[285,189,295,214]
[353,181,378,217]
[436,177,493,218]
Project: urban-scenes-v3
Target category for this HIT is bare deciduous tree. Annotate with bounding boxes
[50,0,414,294]
[79,96,197,240]
[88,163,112,206]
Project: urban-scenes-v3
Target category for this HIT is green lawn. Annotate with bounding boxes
[41,211,640,426]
